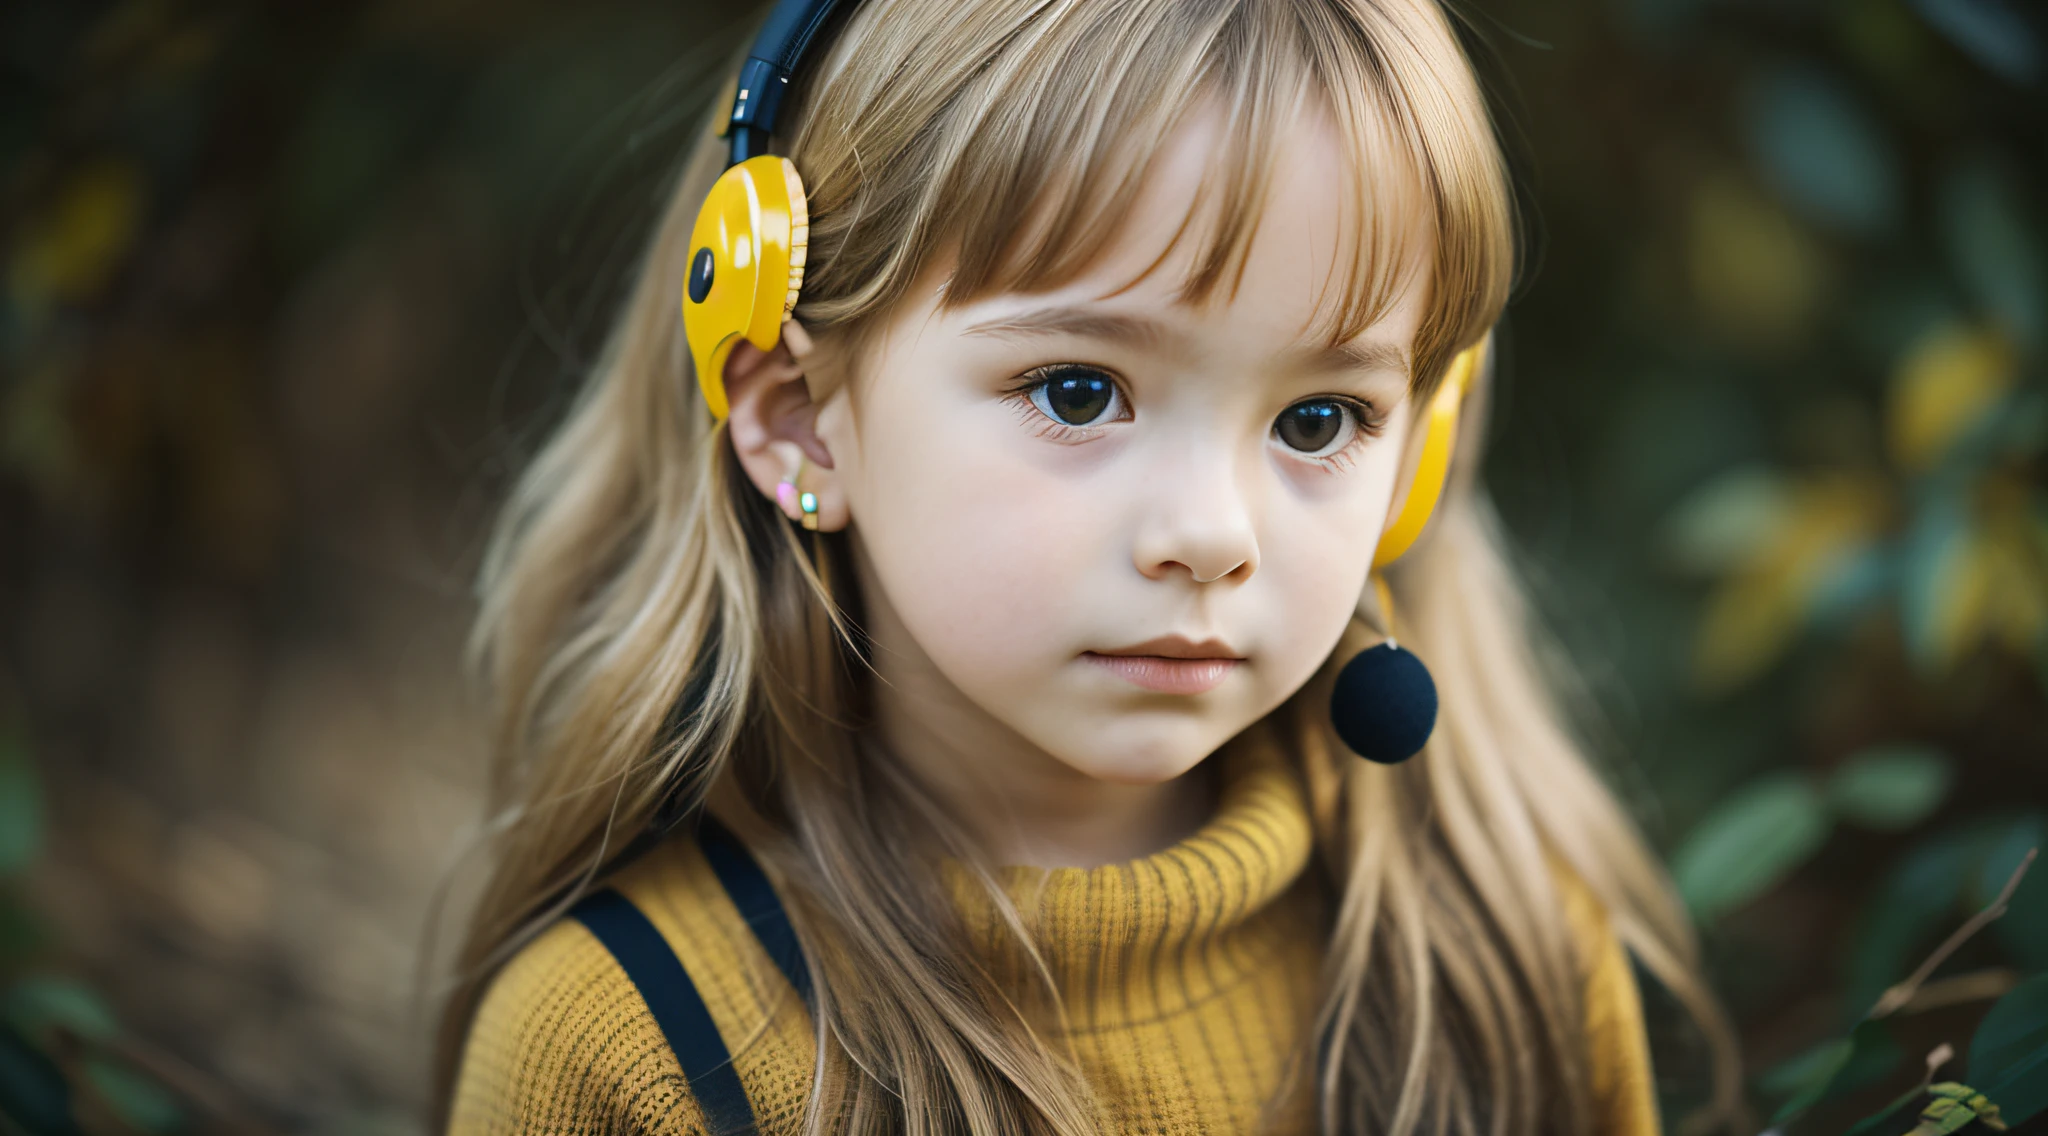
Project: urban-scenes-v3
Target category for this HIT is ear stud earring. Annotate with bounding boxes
[776,457,819,531]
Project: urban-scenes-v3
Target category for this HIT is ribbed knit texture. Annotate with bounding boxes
[448,743,1658,1134]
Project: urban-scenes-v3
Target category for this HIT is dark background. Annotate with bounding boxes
[2,0,2043,1132]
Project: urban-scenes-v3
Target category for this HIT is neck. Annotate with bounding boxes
[854,554,1219,869]
[875,687,1220,868]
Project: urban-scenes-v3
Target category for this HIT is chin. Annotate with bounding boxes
[1050,727,1223,786]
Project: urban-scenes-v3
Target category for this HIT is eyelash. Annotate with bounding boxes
[1003,365,1131,440]
[1002,364,1389,471]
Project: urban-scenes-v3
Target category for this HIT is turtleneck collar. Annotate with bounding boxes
[942,735,1321,1030]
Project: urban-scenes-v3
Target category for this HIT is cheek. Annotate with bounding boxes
[847,388,1104,679]
[1257,446,1404,679]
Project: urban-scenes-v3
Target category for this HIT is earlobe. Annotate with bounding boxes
[767,441,823,530]
[722,319,847,531]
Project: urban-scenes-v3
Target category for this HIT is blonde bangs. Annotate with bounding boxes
[790,0,1514,398]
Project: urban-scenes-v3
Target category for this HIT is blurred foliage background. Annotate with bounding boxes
[0,0,2042,1132]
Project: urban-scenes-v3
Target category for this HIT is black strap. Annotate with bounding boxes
[697,814,814,1007]
[571,819,813,1135]
[572,890,758,1134]
[726,0,861,163]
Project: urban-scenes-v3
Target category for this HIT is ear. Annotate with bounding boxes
[722,320,848,531]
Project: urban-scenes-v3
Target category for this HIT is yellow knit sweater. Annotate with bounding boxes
[448,743,1659,1134]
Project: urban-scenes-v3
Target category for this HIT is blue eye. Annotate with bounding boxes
[1275,400,1355,455]
[1026,366,1123,426]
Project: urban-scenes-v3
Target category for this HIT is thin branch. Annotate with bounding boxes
[1870,849,2036,1020]
[1894,968,2022,1016]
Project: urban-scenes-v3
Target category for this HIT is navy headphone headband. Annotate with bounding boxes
[727,0,862,165]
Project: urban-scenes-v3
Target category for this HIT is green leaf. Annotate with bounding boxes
[1889,321,2018,473]
[1605,377,1768,519]
[84,1058,183,1133]
[1846,816,2048,1014]
[1742,64,1900,234]
[1972,973,2048,1086]
[1981,1039,2048,1125]
[3,977,117,1045]
[1993,387,2048,463]
[1845,825,1987,1013]
[1768,1019,1903,1124]
[1673,772,1833,920]
[1808,546,1894,631]
[1761,1036,1852,1097]
[1765,1037,1853,1122]
[1910,0,2041,85]
[1662,466,1791,573]
[1844,1079,1934,1136]
[1940,156,2045,350]
[1827,746,1954,831]
[1978,816,2048,969]
[1898,487,1974,675]
[1830,1021,1907,1103]
[0,1022,75,1133]
[0,736,42,876]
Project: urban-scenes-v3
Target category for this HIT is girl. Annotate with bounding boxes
[438,0,1741,1132]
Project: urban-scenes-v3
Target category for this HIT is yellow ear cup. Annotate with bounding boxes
[682,154,810,420]
[1371,334,1488,569]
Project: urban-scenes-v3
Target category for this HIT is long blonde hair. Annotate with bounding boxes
[435,0,1742,1132]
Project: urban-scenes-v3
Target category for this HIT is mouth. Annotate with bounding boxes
[1083,636,1245,695]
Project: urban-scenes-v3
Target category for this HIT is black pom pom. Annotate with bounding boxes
[1329,643,1438,764]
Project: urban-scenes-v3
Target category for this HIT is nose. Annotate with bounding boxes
[1130,434,1260,585]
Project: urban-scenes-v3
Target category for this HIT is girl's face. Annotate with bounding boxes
[804,104,1427,792]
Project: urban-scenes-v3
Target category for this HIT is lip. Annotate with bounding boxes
[1083,636,1245,695]
[1091,635,1244,660]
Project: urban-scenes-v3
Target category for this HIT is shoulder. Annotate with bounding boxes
[447,836,817,1135]
[1549,860,1663,1136]
[447,914,707,1134]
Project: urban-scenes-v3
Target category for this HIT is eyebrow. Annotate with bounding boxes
[961,306,1168,349]
[960,304,1409,377]
[1291,338,1409,377]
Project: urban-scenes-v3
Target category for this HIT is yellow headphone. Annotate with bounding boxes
[1373,335,1486,569]
[684,152,807,421]
[680,0,836,421]
[681,0,1483,567]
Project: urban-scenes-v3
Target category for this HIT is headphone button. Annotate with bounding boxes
[688,248,716,304]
